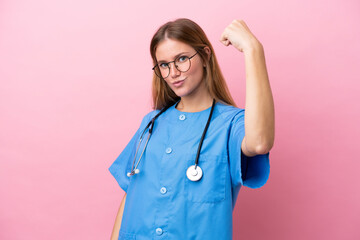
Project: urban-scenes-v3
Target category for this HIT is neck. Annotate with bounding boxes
[176,92,214,113]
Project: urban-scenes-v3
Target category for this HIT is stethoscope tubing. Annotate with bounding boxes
[128,105,171,176]
[128,99,216,178]
[194,99,215,168]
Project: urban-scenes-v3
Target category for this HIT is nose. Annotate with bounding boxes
[168,62,181,78]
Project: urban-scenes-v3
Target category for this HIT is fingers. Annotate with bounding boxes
[239,20,250,32]
[220,19,242,46]
[219,31,227,45]
[220,39,232,46]
[220,30,231,46]
[220,19,250,47]
[220,38,230,46]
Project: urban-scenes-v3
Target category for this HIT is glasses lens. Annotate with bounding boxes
[153,65,168,79]
[175,56,191,72]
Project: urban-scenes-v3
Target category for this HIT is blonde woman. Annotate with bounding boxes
[109,18,274,240]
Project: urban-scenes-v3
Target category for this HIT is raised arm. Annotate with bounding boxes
[220,19,275,156]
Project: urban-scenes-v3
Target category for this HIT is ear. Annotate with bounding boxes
[203,46,211,67]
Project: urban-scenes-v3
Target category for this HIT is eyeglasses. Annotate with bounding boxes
[152,51,199,79]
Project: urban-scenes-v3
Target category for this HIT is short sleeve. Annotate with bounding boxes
[228,110,270,189]
[108,113,152,193]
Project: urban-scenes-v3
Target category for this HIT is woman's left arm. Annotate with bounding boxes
[220,20,275,156]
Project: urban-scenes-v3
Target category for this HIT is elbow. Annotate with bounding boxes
[256,133,274,154]
[246,134,274,155]
[255,142,273,155]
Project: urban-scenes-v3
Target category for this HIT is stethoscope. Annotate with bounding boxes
[127,99,216,181]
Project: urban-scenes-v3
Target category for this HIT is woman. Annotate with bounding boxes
[109,18,274,240]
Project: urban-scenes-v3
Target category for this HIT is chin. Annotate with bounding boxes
[173,89,190,98]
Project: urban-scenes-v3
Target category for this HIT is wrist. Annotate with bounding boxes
[243,41,264,55]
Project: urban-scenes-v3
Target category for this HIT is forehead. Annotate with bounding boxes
[155,38,194,61]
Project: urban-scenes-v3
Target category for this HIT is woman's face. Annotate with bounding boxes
[155,38,206,98]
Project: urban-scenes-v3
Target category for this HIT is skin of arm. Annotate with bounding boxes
[220,20,275,156]
[110,193,127,240]
[242,44,275,156]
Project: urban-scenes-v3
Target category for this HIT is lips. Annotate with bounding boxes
[172,79,185,84]
[172,78,186,87]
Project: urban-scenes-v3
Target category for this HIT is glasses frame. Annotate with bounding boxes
[152,51,199,79]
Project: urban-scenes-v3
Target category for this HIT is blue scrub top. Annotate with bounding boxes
[109,100,270,240]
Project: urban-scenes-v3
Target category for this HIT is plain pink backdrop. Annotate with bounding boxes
[1,0,359,239]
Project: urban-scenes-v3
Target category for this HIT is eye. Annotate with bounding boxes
[159,63,168,69]
[177,56,188,62]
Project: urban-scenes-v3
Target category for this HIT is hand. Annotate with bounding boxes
[220,19,262,53]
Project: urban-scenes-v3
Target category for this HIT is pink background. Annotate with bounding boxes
[1,0,359,239]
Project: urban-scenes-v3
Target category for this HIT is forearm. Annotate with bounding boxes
[110,193,127,240]
[243,44,275,154]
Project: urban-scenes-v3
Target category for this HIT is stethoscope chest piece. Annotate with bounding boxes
[186,165,203,181]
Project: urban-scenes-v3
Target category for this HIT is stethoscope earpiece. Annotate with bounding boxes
[127,168,141,177]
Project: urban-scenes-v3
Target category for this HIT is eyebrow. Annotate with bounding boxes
[157,52,190,63]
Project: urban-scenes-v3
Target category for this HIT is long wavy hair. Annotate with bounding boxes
[150,18,237,110]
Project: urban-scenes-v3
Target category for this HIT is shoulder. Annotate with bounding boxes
[138,109,161,129]
[216,101,245,124]
[144,109,161,121]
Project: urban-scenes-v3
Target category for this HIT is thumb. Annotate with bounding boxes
[220,32,229,46]
[220,39,231,46]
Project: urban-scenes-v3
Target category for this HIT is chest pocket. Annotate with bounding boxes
[184,154,227,203]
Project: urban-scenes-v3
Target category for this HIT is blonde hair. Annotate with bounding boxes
[150,18,237,110]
